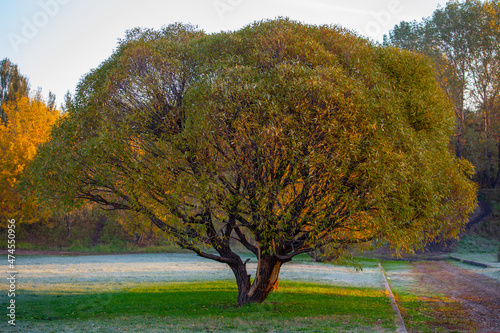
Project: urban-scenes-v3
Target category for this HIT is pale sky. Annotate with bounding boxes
[0,0,449,106]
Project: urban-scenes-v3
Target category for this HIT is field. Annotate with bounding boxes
[1,251,499,332]
[2,253,394,332]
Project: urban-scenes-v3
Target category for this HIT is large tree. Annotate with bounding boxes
[24,20,476,305]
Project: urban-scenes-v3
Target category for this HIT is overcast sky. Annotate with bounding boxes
[1,0,449,106]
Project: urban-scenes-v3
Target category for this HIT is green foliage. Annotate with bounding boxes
[23,19,477,304]
[0,204,176,252]
[454,234,499,253]
[385,0,500,189]
[475,189,500,239]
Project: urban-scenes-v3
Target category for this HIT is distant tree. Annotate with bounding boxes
[60,91,73,113]
[0,95,60,225]
[0,58,30,122]
[24,20,477,305]
[47,91,56,111]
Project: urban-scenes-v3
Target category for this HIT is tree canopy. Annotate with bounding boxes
[1,95,60,225]
[24,19,477,305]
[385,0,500,188]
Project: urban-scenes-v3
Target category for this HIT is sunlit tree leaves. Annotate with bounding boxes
[0,95,60,225]
[24,19,477,305]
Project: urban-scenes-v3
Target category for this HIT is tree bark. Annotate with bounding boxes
[65,214,71,238]
[494,137,500,189]
[229,260,252,307]
[231,251,284,306]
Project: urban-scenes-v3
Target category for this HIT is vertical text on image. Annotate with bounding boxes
[7,219,16,326]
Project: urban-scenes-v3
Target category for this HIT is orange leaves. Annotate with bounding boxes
[0,96,59,224]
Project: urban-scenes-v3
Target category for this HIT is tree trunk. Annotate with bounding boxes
[91,215,107,245]
[272,278,279,291]
[232,252,283,306]
[65,214,71,238]
[228,259,252,307]
[494,137,500,189]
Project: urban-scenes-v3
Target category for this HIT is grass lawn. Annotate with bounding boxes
[12,281,395,332]
[3,253,481,332]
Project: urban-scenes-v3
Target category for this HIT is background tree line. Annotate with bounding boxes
[385,0,500,189]
[0,58,58,226]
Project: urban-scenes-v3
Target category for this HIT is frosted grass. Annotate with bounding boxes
[449,253,500,281]
[1,253,385,294]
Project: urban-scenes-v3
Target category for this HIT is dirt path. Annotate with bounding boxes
[412,261,500,332]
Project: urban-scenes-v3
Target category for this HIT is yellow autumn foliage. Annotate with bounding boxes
[0,96,60,225]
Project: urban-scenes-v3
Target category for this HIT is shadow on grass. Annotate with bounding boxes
[16,281,394,330]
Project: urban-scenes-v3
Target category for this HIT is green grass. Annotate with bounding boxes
[3,241,189,255]
[15,241,52,251]
[13,281,395,332]
[386,288,475,332]
[453,234,499,254]
[375,259,407,272]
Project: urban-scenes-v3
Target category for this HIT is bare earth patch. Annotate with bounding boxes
[411,261,500,333]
